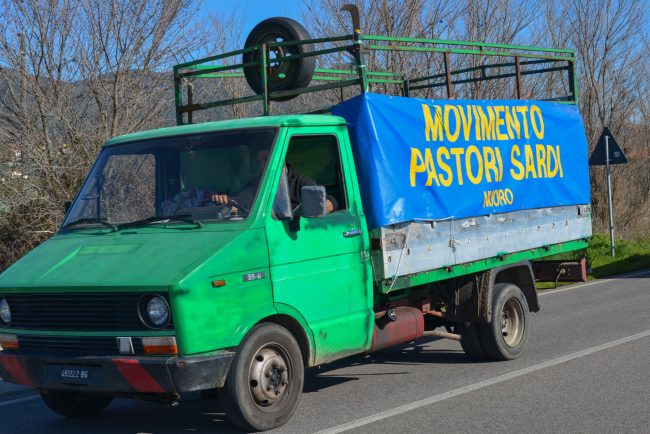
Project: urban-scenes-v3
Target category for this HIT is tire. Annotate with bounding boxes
[222,323,304,431]
[243,17,315,101]
[39,390,112,417]
[478,283,529,361]
[456,322,488,360]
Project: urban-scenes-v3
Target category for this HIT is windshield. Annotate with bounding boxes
[62,128,276,228]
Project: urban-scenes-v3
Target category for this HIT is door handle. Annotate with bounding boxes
[343,229,362,238]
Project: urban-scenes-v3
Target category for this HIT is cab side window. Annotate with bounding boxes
[285,135,347,212]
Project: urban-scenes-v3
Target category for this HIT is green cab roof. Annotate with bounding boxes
[105,114,346,147]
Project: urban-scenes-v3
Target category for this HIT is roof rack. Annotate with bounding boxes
[173,6,576,126]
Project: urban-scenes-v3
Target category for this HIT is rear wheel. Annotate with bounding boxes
[222,323,304,431]
[457,322,487,360]
[39,390,112,417]
[479,283,529,360]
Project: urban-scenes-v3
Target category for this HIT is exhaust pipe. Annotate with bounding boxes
[422,329,461,341]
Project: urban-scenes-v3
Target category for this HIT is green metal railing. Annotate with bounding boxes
[173,32,577,125]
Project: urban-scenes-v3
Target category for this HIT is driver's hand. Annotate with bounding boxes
[211,194,229,205]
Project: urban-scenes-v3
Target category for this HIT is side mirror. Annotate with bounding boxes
[301,186,327,218]
[273,170,293,220]
[63,201,72,213]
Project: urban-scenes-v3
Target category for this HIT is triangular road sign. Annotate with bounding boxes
[589,127,627,166]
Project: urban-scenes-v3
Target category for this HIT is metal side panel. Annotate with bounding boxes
[374,205,592,280]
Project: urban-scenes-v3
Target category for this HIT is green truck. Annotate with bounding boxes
[0,10,591,432]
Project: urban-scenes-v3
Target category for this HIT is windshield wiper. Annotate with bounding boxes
[116,214,203,230]
[164,214,204,229]
[61,218,118,232]
[116,216,161,230]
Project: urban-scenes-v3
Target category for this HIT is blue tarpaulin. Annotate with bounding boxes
[333,93,590,229]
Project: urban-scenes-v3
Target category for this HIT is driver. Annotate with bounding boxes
[210,149,337,214]
[161,187,213,216]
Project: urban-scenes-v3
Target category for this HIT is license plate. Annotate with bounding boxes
[58,366,91,385]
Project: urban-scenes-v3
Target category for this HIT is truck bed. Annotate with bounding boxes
[370,204,591,286]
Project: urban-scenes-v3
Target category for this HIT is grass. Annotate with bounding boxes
[586,234,650,278]
[536,233,650,289]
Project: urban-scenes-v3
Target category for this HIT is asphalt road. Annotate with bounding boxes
[1,269,649,433]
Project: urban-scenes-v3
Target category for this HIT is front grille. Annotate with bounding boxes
[2,292,173,331]
[17,335,144,356]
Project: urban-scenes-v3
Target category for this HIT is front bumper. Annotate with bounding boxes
[0,351,234,395]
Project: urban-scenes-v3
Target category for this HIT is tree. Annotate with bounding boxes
[543,0,649,236]
[0,0,203,271]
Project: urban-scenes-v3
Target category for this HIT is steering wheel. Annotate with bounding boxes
[228,199,250,215]
[195,198,253,218]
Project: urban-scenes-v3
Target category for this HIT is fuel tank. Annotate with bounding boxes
[370,307,424,352]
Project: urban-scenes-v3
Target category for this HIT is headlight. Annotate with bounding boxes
[0,297,10,326]
[138,295,170,329]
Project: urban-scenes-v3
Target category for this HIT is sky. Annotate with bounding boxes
[197,1,650,43]
[197,0,305,35]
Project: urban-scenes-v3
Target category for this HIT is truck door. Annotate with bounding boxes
[265,127,372,364]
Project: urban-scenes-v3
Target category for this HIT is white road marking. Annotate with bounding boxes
[0,394,38,408]
[315,329,650,434]
[539,268,650,297]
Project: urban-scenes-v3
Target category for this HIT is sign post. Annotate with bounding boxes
[605,135,615,257]
[589,127,627,258]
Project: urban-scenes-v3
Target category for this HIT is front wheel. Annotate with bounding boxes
[478,283,529,360]
[39,390,113,417]
[222,323,304,431]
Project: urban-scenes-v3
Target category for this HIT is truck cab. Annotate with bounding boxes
[0,115,374,428]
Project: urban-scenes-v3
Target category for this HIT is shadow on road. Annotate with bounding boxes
[3,396,238,434]
[2,338,476,433]
[303,337,476,393]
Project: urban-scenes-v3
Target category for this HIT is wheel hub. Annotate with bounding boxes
[501,298,525,347]
[249,347,289,406]
[259,34,291,81]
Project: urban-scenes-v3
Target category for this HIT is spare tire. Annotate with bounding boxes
[243,17,315,102]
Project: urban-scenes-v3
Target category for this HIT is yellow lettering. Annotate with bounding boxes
[483,188,514,207]
[424,148,440,186]
[535,144,547,178]
[483,147,498,183]
[494,106,508,140]
[483,190,492,207]
[505,106,521,139]
[547,145,558,178]
[556,145,564,178]
[444,105,461,142]
[530,105,544,139]
[495,147,504,181]
[475,107,493,140]
[465,145,483,185]
[436,147,453,187]
[422,104,443,141]
[524,145,537,179]
[472,106,481,140]
[487,107,496,140]
[505,188,514,204]
[516,106,530,139]
[458,105,473,141]
[450,148,465,186]
[510,145,524,180]
[410,148,426,186]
